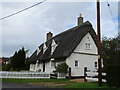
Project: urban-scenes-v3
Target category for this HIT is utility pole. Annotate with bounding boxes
[97,0,102,86]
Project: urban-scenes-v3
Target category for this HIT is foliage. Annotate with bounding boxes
[55,62,69,74]
[102,35,120,88]
[2,63,11,71]
[106,65,120,88]
[11,47,26,70]
[9,47,29,71]
[102,35,120,70]
[24,57,30,70]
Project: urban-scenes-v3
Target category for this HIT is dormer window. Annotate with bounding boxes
[85,43,91,49]
[43,43,47,53]
[37,47,41,55]
[51,40,58,55]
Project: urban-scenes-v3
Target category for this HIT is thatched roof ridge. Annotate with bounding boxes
[28,21,98,63]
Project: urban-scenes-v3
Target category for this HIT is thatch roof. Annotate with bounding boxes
[28,21,98,63]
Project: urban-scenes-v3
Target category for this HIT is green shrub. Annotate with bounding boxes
[2,63,11,71]
[106,65,120,88]
[55,62,69,74]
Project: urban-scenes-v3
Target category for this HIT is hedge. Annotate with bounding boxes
[106,65,120,88]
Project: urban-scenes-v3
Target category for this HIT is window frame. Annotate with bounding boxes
[85,43,91,50]
[51,40,58,55]
[50,60,56,67]
[95,62,97,68]
[74,60,79,67]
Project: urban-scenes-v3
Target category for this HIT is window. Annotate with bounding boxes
[32,64,35,70]
[75,60,79,67]
[87,36,90,41]
[85,43,91,49]
[50,61,56,67]
[51,40,58,55]
[95,62,97,67]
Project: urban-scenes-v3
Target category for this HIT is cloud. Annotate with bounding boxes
[1,2,118,57]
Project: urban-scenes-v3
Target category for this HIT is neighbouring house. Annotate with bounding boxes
[28,14,100,77]
[0,57,11,64]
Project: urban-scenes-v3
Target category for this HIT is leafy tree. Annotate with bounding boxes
[11,51,18,70]
[55,62,69,74]
[102,35,120,70]
[10,47,27,71]
[24,57,30,70]
[2,63,11,71]
[102,35,120,87]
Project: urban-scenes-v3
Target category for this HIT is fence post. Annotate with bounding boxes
[69,67,71,79]
[84,67,87,82]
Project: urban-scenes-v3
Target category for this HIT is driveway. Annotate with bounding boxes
[2,82,50,89]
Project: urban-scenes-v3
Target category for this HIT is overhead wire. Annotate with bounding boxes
[0,0,46,21]
[106,0,118,30]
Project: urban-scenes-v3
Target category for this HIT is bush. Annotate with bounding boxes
[55,62,69,74]
[106,65,120,88]
[2,63,11,71]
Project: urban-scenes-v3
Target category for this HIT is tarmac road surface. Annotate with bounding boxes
[2,82,50,89]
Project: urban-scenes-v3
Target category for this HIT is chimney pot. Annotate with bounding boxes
[46,31,53,41]
[78,13,83,26]
[80,14,82,17]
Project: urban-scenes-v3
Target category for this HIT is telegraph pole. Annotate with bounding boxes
[97,0,102,86]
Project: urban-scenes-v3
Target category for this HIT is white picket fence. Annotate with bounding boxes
[57,73,66,79]
[86,70,106,82]
[0,71,50,79]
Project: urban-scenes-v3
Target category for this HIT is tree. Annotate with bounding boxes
[11,51,18,70]
[102,35,120,69]
[55,62,69,74]
[102,35,120,87]
[11,47,27,71]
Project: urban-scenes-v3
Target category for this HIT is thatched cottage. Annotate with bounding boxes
[28,14,99,77]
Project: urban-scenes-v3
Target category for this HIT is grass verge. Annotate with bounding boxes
[2,78,114,88]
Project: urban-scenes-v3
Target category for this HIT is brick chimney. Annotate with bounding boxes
[46,31,53,41]
[78,14,83,26]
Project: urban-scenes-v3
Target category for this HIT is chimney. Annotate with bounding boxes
[77,14,83,26]
[46,31,53,41]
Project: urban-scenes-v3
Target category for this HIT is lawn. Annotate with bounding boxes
[2,78,113,88]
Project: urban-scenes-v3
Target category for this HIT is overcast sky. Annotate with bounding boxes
[0,1,118,57]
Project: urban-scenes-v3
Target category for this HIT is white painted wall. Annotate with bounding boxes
[30,64,36,71]
[30,61,43,72]
[66,33,98,76]
[36,62,43,72]
[66,54,98,76]
[74,33,97,54]
[45,60,65,73]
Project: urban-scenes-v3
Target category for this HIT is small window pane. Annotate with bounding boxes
[75,60,79,67]
[51,61,56,67]
[95,62,97,67]
[85,43,91,49]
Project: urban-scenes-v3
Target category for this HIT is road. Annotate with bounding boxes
[2,82,50,89]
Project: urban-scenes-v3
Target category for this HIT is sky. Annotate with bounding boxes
[0,0,119,57]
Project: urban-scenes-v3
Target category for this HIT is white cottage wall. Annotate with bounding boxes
[36,62,43,72]
[30,62,43,72]
[30,64,36,71]
[74,33,97,54]
[45,60,65,73]
[66,33,98,76]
